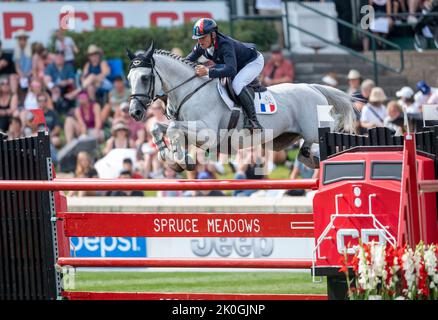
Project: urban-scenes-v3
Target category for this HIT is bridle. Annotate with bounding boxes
[128,54,213,119]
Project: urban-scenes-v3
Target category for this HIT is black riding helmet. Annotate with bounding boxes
[192,18,218,39]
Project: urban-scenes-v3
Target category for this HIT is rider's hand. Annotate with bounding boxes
[203,60,215,68]
[195,65,209,77]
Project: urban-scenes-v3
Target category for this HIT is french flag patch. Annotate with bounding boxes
[255,92,278,114]
[260,103,276,113]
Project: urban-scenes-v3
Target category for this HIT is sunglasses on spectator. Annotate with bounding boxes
[0,82,9,86]
[38,98,47,103]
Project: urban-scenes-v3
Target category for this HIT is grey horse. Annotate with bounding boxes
[127,43,356,172]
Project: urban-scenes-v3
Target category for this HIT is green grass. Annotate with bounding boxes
[70,272,326,294]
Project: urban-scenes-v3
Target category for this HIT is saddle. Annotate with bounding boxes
[222,77,267,106]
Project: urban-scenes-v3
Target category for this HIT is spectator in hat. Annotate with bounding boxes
[103,120,135,155]
[54,28,78,68]
[346,69,362,96]
[81,44,112,100]
[13,29,32,90]
[321,72,338,88]
[414,80,438,111]
[63,91,103,143]
[360,87,388,129]
[396,86,418,114]
[44,50,75,93]
[260,45,294,86]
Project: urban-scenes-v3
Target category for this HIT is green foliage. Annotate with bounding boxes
[56,20,278,70]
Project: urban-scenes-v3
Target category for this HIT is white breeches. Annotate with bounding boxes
[232,52,264,95]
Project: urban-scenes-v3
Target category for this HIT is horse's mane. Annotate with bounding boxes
[153,49,198,68]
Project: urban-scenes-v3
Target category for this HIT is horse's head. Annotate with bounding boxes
[126,42,162,121]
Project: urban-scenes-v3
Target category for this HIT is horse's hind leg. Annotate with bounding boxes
[297,140,320,169]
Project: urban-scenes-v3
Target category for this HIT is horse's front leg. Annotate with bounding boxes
[166,120,211,172]
[151,122,170,162]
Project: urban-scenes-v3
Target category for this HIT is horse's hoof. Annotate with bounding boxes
[297,153,319,170]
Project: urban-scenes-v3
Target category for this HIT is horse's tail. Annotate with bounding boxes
[310,84,357,134]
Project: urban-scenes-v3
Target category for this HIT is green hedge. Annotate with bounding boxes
[57,20,278,69]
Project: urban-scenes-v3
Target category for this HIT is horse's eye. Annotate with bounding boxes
[141,75,149,82]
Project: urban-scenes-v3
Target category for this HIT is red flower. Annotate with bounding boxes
[384,245,398,287]
[417,259,429,298]
[351,255,360,274]
[338,255,348,273]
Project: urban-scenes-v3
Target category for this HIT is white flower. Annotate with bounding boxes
[402,248,416,290]
[424,244,437,278]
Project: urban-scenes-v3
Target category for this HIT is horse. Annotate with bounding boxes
[126,43,356,172]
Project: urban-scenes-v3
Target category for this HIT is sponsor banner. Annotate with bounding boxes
[0,1,228,49]
[149,237,313,259]
[69,237,313,259]
[70,237,147,258]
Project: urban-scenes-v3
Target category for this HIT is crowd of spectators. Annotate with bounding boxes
[1,14,437,199]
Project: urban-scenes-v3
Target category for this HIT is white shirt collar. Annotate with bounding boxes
[206,46,215,56]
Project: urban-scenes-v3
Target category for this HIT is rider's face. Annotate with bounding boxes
[198,34,213,49]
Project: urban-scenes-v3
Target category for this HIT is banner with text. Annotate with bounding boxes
[0,1,228,49]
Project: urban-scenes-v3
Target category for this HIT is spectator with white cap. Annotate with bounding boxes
[360,87,388,129]
[346,69,362,96]
[396,86,418,114]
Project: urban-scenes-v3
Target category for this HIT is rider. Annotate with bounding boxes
[186,18,264,131]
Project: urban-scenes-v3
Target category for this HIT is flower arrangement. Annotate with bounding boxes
[339,241,438,300]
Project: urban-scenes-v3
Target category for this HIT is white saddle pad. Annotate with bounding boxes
[217,81,278,115]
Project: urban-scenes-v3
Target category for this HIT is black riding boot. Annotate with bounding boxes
[237,87,263,131]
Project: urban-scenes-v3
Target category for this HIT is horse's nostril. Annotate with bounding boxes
[135,110,142,117]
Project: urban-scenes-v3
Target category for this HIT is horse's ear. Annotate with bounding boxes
[126,48,136,60]
[145,41,155,59]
